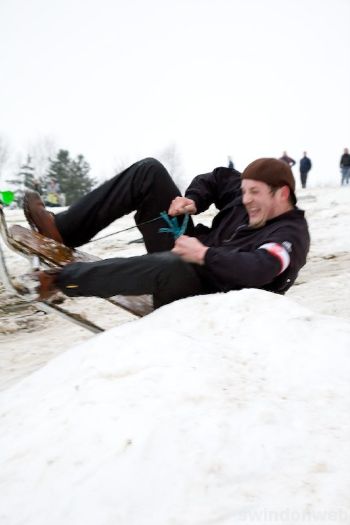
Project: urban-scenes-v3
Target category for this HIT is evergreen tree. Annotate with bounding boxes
[45,150,95,205]
[69,154,95,204]
[20,155,36,189]
[7,155,36,206]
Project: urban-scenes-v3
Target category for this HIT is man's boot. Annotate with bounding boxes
[23,191,64,243]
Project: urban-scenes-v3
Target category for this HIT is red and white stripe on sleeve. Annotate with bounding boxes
[258,242,290,274]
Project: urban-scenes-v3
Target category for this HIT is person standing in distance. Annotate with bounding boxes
[279,152,296,168]
[299,152,312,189]
[340,148,350,185]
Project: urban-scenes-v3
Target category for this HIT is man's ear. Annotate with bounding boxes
[280,185,291,201]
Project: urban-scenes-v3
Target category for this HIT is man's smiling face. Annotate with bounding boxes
[241,179,284,228]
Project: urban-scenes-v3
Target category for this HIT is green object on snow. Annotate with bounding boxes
[0,191,15,205]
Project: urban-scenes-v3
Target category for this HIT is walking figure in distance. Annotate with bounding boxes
[340,148,350,185]
[279,152,296,168]
[299,152,312,189]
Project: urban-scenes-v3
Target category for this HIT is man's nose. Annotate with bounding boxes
[242,192,252,205]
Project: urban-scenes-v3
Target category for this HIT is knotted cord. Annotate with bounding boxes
[158,212,189,239]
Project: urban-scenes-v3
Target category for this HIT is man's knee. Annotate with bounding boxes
[132,157,174,188]
[153,253,203,307]
[136,157,166,172]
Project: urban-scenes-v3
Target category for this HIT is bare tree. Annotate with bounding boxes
[113,159,129,177]
[0,135,10,184]
[28,135,57,181]
[157,143,186,192]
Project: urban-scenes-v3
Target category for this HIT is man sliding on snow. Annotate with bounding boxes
[24,157,310,308]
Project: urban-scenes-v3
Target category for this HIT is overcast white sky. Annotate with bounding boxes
[1,0,350,186]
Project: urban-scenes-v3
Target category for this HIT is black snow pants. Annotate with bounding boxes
[54,158,207,307]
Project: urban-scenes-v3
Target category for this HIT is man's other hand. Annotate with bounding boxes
[172,235,208,265]
[168,197,197,216]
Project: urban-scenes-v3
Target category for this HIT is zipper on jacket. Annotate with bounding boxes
[223,224,248,244]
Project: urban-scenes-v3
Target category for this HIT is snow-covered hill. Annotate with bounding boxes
[0,290,350,524]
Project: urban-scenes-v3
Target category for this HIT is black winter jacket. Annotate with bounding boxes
[340,153,350,167]
[185,167,310,294]
[279,155,296,167]
[299,157,312,174]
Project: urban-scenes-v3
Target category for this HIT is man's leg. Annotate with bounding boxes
[54,252,205,308]
[346,168,350,184]
[341,168,345,185]
[55,158,194,251]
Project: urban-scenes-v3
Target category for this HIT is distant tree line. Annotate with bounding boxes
[5,148,95,207]
[0,133,185,207]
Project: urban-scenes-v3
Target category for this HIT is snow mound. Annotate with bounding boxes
[1,289,350,525]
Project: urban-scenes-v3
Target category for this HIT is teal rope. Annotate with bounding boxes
[87,211,189,244]
[159,211,189,239]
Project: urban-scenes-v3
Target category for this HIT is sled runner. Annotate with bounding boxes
[0,206,153,333]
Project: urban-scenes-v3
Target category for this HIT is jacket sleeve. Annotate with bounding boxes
[185,167,242,213]
[204,245,285,291]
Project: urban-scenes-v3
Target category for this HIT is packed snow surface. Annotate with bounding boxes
[1,186,350,524]
[1,290,350,525]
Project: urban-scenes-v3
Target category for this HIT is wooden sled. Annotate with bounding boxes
[0,206,153,333]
